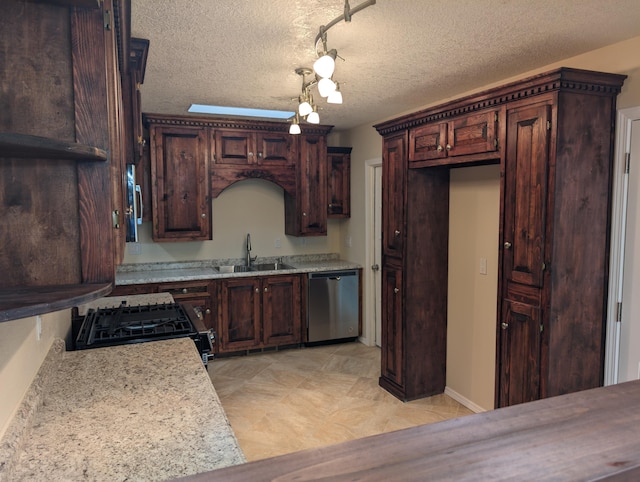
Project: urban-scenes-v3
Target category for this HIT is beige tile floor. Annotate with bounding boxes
[209,341,475,461]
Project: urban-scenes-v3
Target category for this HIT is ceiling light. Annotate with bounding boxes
[313,49,337,79]
[317,77,336,98]
[327,83,343,104]
[298,94,313,117]
[289,114,301,134]
[306,106,320,124]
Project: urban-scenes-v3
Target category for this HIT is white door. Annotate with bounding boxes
[374,164,383,346]
[619,118,640,382]
[606,106,640,384]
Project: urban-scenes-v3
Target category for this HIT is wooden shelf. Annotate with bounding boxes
[0,132,107,161]
[0,283,113,323]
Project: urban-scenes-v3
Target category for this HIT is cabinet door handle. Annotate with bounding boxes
[248,151,254,157]
[437,145,443,152]
[501,322,509,329]
[255,288,259,293]
[264,287,268,292]
[201,213,206,219]
[182,288,188,294]
[393,287,399,294]
[394,229,401,236]
[205,308,211,314]
[504,241,512,249]
[446,144,451,151]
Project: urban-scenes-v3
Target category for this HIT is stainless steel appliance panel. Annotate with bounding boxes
[307,270,358,343]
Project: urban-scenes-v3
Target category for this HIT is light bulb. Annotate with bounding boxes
[317,77,336,98]
[298,100,313,117]
[327,85,343,104]
[289,122,301,134]
[306,107,320,124]
[313,52,336,79]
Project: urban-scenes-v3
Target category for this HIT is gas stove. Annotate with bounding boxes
[74,302,214,366]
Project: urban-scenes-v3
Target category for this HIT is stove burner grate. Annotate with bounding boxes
[76,302,197,349]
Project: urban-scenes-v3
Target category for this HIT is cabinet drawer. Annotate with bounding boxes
[159,281,211,297]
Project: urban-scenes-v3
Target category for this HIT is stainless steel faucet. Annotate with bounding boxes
[246,233,256,267]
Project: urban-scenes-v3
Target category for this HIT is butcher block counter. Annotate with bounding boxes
[1,338,245,481]
[180,380,640,481]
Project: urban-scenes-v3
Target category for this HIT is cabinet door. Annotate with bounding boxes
[262,275,301,346]
[327,147,351,218]
[220,278,261,351]
[448,110,498,157]
[382,133,406,258]
[213,129,255,165]
[255,132,296,166]
[380,265,403,388]
[409,123,447,162]
[298,134,327,235]
[150,126,210,241]
[503,103,551,288]
[161,281,216,332]
[498,300,541,407]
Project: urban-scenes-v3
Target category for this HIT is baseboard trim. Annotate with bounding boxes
[444,386,488,413]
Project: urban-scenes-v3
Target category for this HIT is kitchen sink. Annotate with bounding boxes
[215,263,295,273]
[251,262,294,271]
[216,265,253,273]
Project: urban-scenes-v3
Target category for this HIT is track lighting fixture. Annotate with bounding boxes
[288,0,376,134]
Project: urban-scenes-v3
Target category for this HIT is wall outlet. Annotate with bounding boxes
[36,315,42,341]
[128,243,142,255]
[479,257,487,275]
[274,238,281,248]
[345,236,352,248]
[637,361,640,380]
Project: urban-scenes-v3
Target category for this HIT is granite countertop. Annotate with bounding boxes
[116,253,361,285]
[4,338,245,481]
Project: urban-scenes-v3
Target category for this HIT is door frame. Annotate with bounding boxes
[363,157,382,347]
[605,105,640,385]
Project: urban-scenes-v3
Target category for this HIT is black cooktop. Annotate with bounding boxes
[75,302,197,350]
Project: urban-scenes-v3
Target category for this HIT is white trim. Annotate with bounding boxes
[605,106,640,385]
[362,158,382,347]
[444,386,487,413]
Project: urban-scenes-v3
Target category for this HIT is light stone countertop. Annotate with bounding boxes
[116,253,361,286]
[7,338,245,481]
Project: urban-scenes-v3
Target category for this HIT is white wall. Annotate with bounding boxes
[0,311,71,439]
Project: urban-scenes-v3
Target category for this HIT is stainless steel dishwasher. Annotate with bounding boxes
[307,270,359,344]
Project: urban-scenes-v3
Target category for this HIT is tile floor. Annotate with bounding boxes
[209,341,475,461]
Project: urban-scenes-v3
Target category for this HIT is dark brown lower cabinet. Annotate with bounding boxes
[380,265,403,390]
[219,274,302,353]
[498,300,542,406]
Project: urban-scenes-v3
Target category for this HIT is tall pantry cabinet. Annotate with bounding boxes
[374,68,626,406]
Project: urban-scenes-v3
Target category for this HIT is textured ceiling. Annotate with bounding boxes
[131,0,640,131]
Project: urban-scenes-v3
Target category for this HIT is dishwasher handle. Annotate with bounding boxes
[308,270,357,280]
